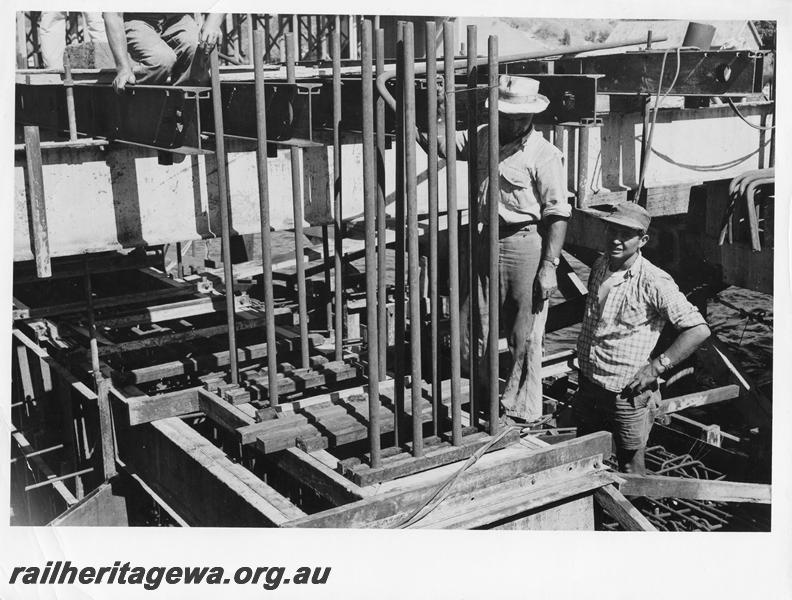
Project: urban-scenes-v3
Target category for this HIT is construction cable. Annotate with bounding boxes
[633,47,682,201]
[393,425,519,528]
[726,97,776,131]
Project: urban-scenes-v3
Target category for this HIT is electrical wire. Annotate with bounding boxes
[634,47,682,202]
[726,97,776,131]
[392,425,519,528]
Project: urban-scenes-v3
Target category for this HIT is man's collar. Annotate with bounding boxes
[621,253,643,279]
[501,127,535,152]
[603,252,642,280]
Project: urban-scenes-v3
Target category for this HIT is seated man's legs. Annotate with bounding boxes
[125,18,178,84]
[82,12,108,43]
[160,14,203,85]
[39,12,67,69]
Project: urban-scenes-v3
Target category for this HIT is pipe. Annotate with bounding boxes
[63,53,78,142]
[376,27,388,382]
[322,224,332,328]
[286,33,311,369]
[253,29,280,406]
[175,241,184,278]
[210,49,239,385]
[745,176,775,251]
[375,35,669,113]
[487,35,500,435]
[332,24,345,364]
[444,22,462,446]
[393,22,406,447]
[466,25,479,421]
[404,22,424,458]
[426,21,440,437]
[576,125,591,207]
[361,20,382,468]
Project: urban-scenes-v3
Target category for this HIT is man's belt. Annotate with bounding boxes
[493,220,541,237]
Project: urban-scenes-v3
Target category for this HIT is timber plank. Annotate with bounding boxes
[409,455,603,528]
[266,448,370,505]
[124,341,283,384]
[97,315,273,356]
[344,429,521,487]
[618,474,771,504]
[198,388,255,433]
[657,385,740,415]
[112,385,201,426]
[282,432,613,528]
[418,470,616,530]
[594,484,657,531]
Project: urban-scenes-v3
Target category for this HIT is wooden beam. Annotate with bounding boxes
[23,126,51,278]
[96,378,117,480]
[122,333,325,384]
[282,432,612,528]
[11,431,78,506]
[97,314,273,356]
[266,448,370,506]
[117,416,304,526]
[95,296,237,328]
[618,474,771,504]
[110,386,202,426]
[13,329,97,401]
[657,384,740,415]
[14,255,161,285]
[197,388,255,432]
[418,470,616,529]
[342,429,521,487]
[594,483,657,531]
[13,286,197,321]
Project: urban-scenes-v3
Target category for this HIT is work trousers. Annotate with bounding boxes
[39,12,107,69]
[574,375,659,451]
[124,14,206,86]
[460,224,548,421]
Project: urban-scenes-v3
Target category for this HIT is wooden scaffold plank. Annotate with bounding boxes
[618,474,771,504]
[594,483,657,531]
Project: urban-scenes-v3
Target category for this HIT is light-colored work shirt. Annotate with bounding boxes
[577,253,707,392]
[456,126,570,224]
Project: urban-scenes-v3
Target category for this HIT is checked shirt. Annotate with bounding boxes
[577,253,706,392]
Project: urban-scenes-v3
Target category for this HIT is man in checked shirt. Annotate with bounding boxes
[575,203,710,474]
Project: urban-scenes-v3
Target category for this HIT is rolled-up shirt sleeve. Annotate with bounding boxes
[653,275,707,330]
[535,152,571,219]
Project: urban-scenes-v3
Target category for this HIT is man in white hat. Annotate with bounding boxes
[430,75,570,426]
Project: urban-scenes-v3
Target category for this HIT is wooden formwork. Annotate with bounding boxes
[10,264,771,530]
[11,306,639,530]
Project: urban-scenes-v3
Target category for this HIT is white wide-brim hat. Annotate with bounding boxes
[485,75,549,115]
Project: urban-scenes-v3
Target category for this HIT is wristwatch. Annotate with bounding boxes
[542,256,560,268]
[656,353,672,373]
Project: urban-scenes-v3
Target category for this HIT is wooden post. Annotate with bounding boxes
[17,12,28,68]
[84,262,117,480]
[23,126,52,278]
[576,125,590,207]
